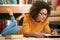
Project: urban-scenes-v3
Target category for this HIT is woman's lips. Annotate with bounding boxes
[40,18,45,22]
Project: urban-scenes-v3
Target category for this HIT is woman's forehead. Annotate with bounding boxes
[39,9,47,14]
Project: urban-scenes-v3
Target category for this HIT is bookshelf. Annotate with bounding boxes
[0,0,53,4]
[0,0,19,4]
[0,5,31,13]
[0,0,57,10]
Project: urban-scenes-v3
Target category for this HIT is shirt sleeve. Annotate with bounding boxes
[44,19,51,34]
[18,14,30,34]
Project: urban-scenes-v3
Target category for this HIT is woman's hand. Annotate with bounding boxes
[24,33,46,38]
[51,29,58,36]
[34,33,47,38]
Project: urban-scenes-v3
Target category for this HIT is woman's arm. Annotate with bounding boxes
[23,32,46,38]
[44,19,58,35]
[16,14,25,21]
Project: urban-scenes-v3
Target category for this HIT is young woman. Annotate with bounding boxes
[18,1,58,38]
[2,1,58,37]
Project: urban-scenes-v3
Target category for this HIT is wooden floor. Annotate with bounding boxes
[0,34,60,40]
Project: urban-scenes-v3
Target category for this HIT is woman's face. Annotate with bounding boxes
[36,9,48,22]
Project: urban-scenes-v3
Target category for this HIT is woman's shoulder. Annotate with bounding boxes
[23,14,30,20]
[24,14,30,18]
[43,19,49,24]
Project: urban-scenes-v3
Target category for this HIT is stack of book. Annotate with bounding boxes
[0,0,18,4]
[5,35,23,40]
[0,20,6,34]
[0,36,5,40]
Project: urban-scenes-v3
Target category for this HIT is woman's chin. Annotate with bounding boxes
[40,19,45,22]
